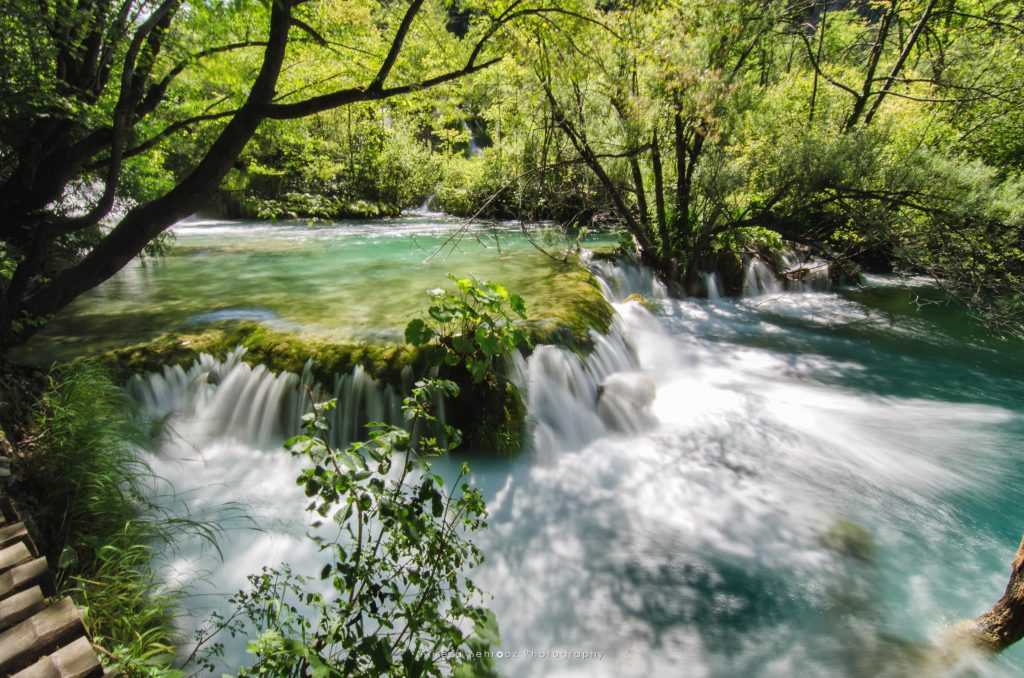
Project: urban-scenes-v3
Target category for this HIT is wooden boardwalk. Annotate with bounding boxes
[0,503,111,678]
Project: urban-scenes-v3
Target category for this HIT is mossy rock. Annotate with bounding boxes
[588,243,627,262]
[820,516,877,562]
[448,375,526,458]
[625,293,662,314]
[524,267,614,353]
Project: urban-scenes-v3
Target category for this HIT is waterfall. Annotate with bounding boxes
[743,255,783,296]
[129,248,1023,677]
[416,193,440,214]
[779,250,831,292]
[512,258,665,452]
[327,365,406,448]
[589,258,668,303]
[700,271,722,300]
[129,348,404,450]
[461,121,482,156]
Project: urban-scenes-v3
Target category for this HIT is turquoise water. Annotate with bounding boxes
[26,213,607,360]
[430,270,1024,677]
[101,217,1023,676]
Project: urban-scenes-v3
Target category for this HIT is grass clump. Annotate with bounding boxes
[15,361,224,676]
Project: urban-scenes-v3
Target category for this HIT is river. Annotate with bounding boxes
[55,215,1024,677]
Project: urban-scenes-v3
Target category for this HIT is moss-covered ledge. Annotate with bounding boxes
[100,264,612,383]
[525,266,613,352]
[99,322,425,386]
[97,258,613,457]
[101,324,530,456]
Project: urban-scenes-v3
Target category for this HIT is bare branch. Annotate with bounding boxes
[137,41,268,120]
[370,0,426,90]
[797,27,859,99]
[261,57,501,119]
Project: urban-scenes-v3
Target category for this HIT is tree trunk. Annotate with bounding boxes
[629,157,649,231]
[541,83,657,263]
[863,0,938,126]
[845,0,898,131]
[9,0,294,349]
[970,536,1024,652]
[651,130,667,252]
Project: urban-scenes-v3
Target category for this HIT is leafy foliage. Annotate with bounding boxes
[405,275,528,383]
[19,362,229,676]
[234,380,498,677]
[229,277,532,675]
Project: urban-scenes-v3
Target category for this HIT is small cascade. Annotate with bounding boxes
[743,255,784,296]
[128,350,308,449]
[589,258,668,303]
[779,250,831,292]
[461,121,482,156]
[512,260,658,451]
[417,193,440,214]
[515,326,646,452]
[127,347,250,423]
[128,348,404,450]
[700,271,722,301]
[328,365,405,449]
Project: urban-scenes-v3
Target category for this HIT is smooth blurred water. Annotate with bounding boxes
[450,266,1024,677]
[26,213,605,360]
[117,219,1023,677]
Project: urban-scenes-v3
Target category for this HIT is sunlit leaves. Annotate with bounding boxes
[237,375,491,676]
[405,274,529,382]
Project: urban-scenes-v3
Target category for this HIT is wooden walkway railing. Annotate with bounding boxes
[0,503,112,678]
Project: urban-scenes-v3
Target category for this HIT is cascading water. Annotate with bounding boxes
[701,271,722,301]
[127,348,407,656]
[129,348,404,450]
[131,253,1024,677]
[743,255,784,296]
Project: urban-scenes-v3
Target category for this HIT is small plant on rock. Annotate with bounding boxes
[404,275,528,383]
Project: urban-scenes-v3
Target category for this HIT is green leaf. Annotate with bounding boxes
[509,293,527,318]
[402,649,425,678]
[475,326,501,356]
[405,318,434,345]
[474,610,501,646]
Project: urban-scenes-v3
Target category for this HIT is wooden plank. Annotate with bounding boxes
[0,557,51,600]
[0,586,45,633]
[0,542,33,573]
[11,636,104,678]
[0,522,32,549]
[0,598,87,674]
[0,495,19,524]
[0,522,38,556]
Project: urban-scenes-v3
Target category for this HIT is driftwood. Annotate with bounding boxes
[969,535,1024,652]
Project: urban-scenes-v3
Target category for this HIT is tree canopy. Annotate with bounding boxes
[2,0,1023,345]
